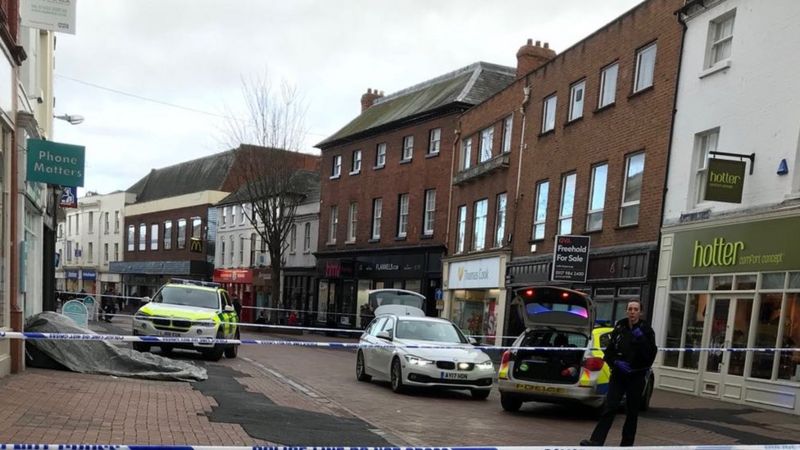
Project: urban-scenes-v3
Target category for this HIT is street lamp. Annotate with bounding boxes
[54,113,84,125]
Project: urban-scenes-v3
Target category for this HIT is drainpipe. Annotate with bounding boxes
[9,72,23,373]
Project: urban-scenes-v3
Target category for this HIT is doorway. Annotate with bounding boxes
[700,296,753,400]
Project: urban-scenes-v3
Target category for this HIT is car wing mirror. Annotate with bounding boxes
[376,331,392,341]
[468,337,478,345]
[141,296,151,303]
[224,305,235,312]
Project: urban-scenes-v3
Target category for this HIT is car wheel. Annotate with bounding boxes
[500,392,522,412]
[640,374,654,412]
[224,330,239,359]
[132,342,149,353]
[471,389,491,400]
[203,330,225,361]
[390,357,406,393]
[356,351,372,382]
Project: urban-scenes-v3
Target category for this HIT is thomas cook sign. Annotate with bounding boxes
[27,139,85,186]
[704,158,746,203]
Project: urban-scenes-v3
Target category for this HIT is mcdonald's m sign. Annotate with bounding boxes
[189,238,203,253]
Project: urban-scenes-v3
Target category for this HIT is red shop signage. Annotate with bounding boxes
[213,269,254,284]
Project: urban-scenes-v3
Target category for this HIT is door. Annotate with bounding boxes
[699,297,752,399]
[372,317,396,376]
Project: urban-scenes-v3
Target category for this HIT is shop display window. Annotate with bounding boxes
[682,293,709,369]
[778,293,800,381]
[751,293,783,379]
[728,298,753,377]
[762,272,786,290]
[663,294,686,367]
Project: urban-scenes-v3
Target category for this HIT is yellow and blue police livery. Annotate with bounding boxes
[132,279,239,361]
[496,286,653,412]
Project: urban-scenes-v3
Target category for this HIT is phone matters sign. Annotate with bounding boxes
[551,235,591,283]
[27,139,85,186]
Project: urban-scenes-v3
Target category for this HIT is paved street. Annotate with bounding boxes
[2,323,800,446]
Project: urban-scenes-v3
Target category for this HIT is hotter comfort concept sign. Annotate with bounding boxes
[27,139,85,186]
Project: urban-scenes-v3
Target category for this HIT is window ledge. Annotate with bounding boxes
[538,129,555,138]
[348,170,361,176]
[368,238,380,243]
[399,158,412,165]
[326,241,337,247]
[420,234,434,240]
[373,165,385,171]
[394,236,407,242]
[584,228,603,235]
[593,102,616,114]
[699,59,732,79]
[527,239,545,244]
[329,174,341,180]
[628,85,654,100]
[303,250,311,254]
[615,223,639,230]
[564,116,583,128]
[425,152,440,159]
[344,240,356,245]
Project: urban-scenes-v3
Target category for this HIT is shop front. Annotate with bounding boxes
[316,247,444,330]
[653,213,800,414]
[283,268,317,327]
[442,253,509,346]
[506,243,657,342]
[213,268,270,323]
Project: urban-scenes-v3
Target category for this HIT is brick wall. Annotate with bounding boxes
[123,205,211,262]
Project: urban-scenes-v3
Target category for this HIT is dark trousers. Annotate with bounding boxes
[590,370,646,446]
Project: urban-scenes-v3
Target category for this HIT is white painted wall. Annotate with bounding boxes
[663,0,800,225]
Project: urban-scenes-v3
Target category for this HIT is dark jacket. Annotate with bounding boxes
[603,318,657,373]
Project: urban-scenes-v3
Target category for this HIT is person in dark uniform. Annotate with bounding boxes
[231,296,242,320]
[581,299,657,447]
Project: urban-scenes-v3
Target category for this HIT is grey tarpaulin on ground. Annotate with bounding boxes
[24,311,207,382]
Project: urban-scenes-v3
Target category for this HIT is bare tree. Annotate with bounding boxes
[221,73,312,317]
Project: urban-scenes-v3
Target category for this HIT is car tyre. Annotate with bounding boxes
[500,393,522,412]
[203,330,225,361]
[224,329,239,359]
[356,351,372,382]
[471,389,491,400]
[640,374,654,412]
[390,357,406,393]
[132,342,149,353]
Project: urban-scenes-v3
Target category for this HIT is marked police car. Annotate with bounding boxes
[132,279,239,361]
[356,289,495,399]
[497,286,653,412]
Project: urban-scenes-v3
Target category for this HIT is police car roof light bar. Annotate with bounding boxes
[170,278,221,288]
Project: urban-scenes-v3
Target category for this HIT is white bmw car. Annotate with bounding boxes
[356,304,495,399]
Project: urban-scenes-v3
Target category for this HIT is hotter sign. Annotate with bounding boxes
[551,235,591,283]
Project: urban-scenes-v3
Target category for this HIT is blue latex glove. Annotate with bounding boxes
[632,327,644,339]
[614,360,632,373]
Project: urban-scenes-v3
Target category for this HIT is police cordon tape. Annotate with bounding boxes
[1,445,800,450]
[0,330,798,353]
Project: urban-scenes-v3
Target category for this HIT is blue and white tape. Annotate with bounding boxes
[1,330,798,353]
[1,445,799,450]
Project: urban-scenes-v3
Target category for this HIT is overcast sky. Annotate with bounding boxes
[51,0,643,196]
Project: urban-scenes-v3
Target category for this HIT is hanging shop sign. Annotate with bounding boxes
[704,158,746,203]
[27,139,85,186]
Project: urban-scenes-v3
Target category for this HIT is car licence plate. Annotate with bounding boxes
[441,372,468,380]
[515,383,565,394]
[158,331,181,337]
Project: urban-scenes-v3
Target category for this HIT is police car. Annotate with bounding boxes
[132,279,240,361]
[496,286,653,412]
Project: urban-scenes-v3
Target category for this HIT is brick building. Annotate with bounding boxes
[505,0,684,336]
[315,63,516,329]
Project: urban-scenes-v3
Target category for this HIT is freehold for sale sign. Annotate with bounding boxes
[551,235,591,283]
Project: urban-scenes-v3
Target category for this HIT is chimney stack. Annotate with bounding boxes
[516,38,556,78]
[360,88,384,112]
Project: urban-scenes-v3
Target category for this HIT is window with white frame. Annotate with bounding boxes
[249,233,257,265]
[303,223,311,252]
[114,243,119,262]
[532,180,549,240]
[634,42,657,93]
[290,224,297,253]
[587,163,608,232]
[240,204,246,224]
[542,94,557,133]
[376,143,386,167]
[501,116,513,153]
[706,10,735,68]
[347,202,358,242]
[150,223,159,250]
[220,241,226,265]
[88,242,94,262]
[66,241,72,261]
[104,243,108,264]
[104,212,109,234]
[423,189,436,236]
[428,128,441,155]
[456,205,467,253]
[397,194,409,237]
[620,152,646,226]
[192,217,202,238]
[114,211,120,233]
[693,129,719,204]
[329,206,338,243]
[371,198,382,240]
[568,80,585,121]
[139,223,146,251]
[229,235,234,263]
[88,212,94,234]
[177,219,187,249]
[222,206,228,225]
[495,192,507,247]
[127,225,135,251]
[473,199,488,251]
[402,135,414,161]
[332,155,342,178]
[230,206,237,226]
[599,63,619,108]
[239,235,245,265]
[164,220,173,250]
[351,150,362,174]
[559,173,577,234]
[479,126,494,162]
[461,137,473,170]
[76,214,80,233]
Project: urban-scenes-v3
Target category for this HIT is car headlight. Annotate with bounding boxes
[134,312,151,321]
[476,361,494,370]
[404,355,434,366]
